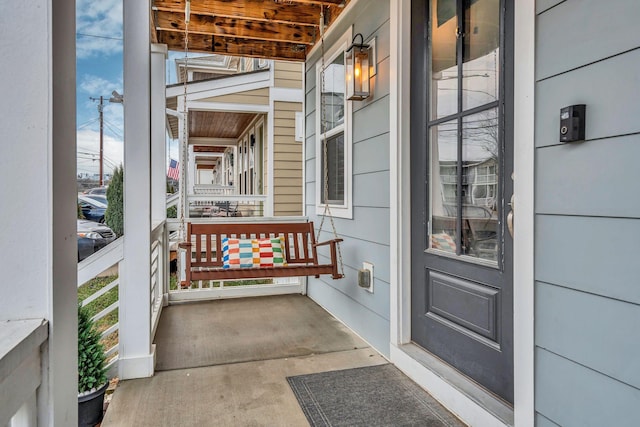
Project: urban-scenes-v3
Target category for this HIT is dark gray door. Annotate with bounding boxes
[410,0,514,403]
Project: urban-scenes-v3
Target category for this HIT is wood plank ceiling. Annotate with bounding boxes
[152,0,349,61]
[189,111,257,138]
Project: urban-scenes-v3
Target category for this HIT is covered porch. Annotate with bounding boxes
[102,294,387,425]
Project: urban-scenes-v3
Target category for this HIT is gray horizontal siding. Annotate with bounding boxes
[535,0,564,15]
[536,134,640,218]
[353,133,390,175]
[314,257,390,320]
[307,207,391,246]
[304,0,391,357]
[535,215,640,305]
[308,277,391,357]
[534,1,640,423]
[353,96,390,143]
[536,0,640,80]
[353,171,389,208]
[535,413,561,427]
[535,348,640,427]
[536,282,640,389]
[535,48,640,148]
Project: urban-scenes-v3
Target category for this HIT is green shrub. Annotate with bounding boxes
[105,165,124,236]
[78,304,107,393]
[78,202,85,219]
[167,205,177,218]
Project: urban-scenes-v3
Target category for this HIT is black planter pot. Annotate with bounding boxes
[78,382,108,427]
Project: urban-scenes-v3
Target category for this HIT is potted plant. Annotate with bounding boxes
[78,304,108,427]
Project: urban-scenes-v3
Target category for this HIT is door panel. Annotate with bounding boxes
[411,0,514,403]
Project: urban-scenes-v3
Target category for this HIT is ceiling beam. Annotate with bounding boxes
[152,0,323,27]
[155,11,317,45]
[158,31,308,61]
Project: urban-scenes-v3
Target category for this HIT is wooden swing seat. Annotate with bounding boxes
[178,221,343,286]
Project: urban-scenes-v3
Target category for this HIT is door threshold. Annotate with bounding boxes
[394,343,514,427]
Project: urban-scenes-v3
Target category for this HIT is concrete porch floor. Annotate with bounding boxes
[102,294,388,426]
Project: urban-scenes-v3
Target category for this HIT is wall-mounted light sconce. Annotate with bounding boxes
[345,33,371,101]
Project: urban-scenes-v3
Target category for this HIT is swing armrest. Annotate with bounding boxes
[178,241,192,249]
[313,238,343,247]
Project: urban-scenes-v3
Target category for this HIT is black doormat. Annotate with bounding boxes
[287,364,464,427]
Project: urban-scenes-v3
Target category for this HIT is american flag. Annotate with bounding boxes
[167,159,180,180]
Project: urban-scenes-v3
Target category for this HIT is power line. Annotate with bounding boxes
[76,33,123,41]
[78,117,100,129]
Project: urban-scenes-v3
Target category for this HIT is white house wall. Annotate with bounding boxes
[305,0,392,356]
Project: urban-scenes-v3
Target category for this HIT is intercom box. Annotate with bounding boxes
[560,104,586,142]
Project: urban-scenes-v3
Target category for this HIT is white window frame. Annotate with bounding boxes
[315,28,353,219]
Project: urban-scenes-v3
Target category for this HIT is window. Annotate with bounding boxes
[315,30,353,218]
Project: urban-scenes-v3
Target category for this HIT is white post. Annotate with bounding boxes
[178,96,188,223]
[0,0,78,424]
[120,0,154,379]
[151,44,168,223]
[188,144,196,195]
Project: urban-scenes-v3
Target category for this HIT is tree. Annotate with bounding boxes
[105,165,124,236]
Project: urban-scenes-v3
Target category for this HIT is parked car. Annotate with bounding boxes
[84,186,107,195]
[84,194,108,206]
[77,219,116,261]
[78,195,107,223]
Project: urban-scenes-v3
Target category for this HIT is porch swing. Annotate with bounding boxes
[178,2,344,287]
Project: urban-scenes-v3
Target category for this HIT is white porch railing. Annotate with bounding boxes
[193,184,236,195]
[150,221,168,338]
[188,194,267,218]
[0,319,48,427]
[78,237,124,379]
[166,192,179,209]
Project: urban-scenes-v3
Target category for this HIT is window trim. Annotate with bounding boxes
[315,28,353,219]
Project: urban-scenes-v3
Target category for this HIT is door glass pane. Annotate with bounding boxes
[462,108,498,262]
[321,54,345,133]
[429,119,458,254]
[430,0,458,120]
[463,0,500,111]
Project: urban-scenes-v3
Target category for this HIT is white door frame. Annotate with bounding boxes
[388,1,535,426]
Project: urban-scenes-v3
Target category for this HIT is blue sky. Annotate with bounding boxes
[76,0,124,177]
[76,1,195,176]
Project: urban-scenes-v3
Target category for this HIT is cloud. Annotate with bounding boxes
[76,0,123,58]
[77,129,124,175]
[79,74,122,95]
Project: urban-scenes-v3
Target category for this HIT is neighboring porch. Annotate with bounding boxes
[101,294,387,425]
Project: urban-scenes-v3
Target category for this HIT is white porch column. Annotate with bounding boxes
[0,0,78,424]
[188,144,196,194]
[178,96,188,222]
[152,43,168,223]
[120,0,155,379]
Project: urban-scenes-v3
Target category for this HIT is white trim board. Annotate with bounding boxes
[166,70,271,98]
[388,0,535,426]
[512,1,536,425]
[187,101,269,114]
[313,28,354,220]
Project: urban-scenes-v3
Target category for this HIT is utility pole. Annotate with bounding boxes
[89,95,105,186]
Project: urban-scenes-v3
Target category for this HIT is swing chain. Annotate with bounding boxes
[179,0,191,239]
[317,6,345,278]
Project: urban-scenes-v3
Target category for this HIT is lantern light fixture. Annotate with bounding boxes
[345,33,371,101]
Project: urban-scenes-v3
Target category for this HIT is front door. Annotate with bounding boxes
[410,0,514,402]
